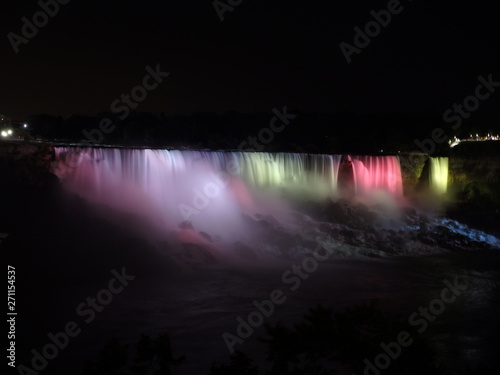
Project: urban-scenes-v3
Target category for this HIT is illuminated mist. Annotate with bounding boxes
[52,148,403,241]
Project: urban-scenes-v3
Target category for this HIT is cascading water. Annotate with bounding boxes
[350,155,403,197]
[50,147,500,262]
[429,157,449,195]
[53,147,403,200]
[52,147,405,245]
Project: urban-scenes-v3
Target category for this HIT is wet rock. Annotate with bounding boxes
[233,241,258,261]
[402,206,417,217]
[419,220,429,234]
[178,221,194,230]
[199,231,213,242]
[255,214,281,228]
[417,234,437,246]
[435,225,452,235]
[341,229,356,239]
[181,243,216,264]
[318,222,339,236]
[355,204,378,224]
[323,201,349,223]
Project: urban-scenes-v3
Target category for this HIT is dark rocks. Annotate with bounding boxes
[323,201,350,223]
[318,222,334,234]
[341,229,356,239]
[178,221,194,230]
[417,233,437,246]
[402,206,417,217]
[0,141,57,192]
[255,214,281,229]
[199,231,213,242]
[233,241,258,261]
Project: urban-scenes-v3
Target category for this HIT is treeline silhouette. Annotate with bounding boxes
[25,111,499,154]
[80,301,498,375]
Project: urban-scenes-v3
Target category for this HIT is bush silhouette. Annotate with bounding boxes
[82,333,184,375]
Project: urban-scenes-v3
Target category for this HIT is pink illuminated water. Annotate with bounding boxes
[351,155,403,197]
[53,148,404,236]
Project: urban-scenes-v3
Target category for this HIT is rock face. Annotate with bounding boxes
[448,142,500,209]
[398,152,429,195]
[0,141,60,241]
[0,141,57,193]
[399,142,500,211]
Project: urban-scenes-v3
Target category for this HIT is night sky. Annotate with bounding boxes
[2,0,499,124]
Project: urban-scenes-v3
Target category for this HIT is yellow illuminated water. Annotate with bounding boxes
[429,157,449,195]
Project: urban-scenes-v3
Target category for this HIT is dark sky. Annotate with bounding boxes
[2,0,499,122]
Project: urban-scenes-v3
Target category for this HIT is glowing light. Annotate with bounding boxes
[429,157,448,195]
[1,131,7,137]
[448,133,500,148]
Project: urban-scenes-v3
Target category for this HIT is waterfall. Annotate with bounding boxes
[429,157,449,195]
[52,147,404,236]
[351,155,403,197]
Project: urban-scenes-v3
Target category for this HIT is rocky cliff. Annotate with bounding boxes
[0,141,57,193]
